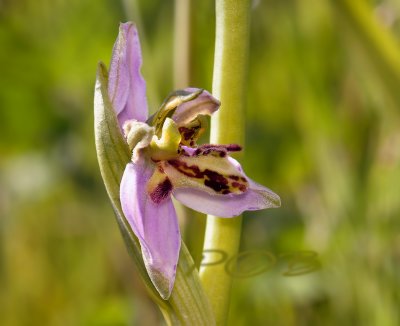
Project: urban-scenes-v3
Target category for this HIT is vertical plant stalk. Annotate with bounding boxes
[200,0,251,324]
[174,0,191,88]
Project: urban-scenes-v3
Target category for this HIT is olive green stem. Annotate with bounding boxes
[199,0,251,325]
[174,0,191,88]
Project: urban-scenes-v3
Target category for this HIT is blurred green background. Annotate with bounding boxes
[1,0,400,325]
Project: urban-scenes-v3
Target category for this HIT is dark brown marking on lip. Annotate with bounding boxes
[150,177,173,204]
[168,159,202,178]
[178,124,203,147]
[204,179,229,192]
[199,144,242,151]
[232,181,246,192]
[203,168,229,192]
[179,126,197,141]
[194,148,202,156]
[225,144,242,152]
[168,159,247,194]
[190,144,242,157]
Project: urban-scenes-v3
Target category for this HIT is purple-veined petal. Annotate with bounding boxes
[171,156,280,217]
[171,88,220,126]
[120,159,180,299]
[108,22,148,127]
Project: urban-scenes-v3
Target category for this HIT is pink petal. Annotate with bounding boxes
[120,159,180,299]
[108,22,148,127]
[172,157,280,217]
[171,88,220,126]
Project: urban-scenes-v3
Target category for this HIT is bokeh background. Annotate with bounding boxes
[1,0,400,325]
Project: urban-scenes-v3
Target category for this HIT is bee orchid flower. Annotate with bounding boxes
[107,22,280,300]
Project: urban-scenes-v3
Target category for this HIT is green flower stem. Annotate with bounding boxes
[332,0,400,106]
[200,0,251,325]
[174,0,191,88]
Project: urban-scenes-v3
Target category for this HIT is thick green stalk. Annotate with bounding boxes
[174,0,191,88]
[199,0,251,325]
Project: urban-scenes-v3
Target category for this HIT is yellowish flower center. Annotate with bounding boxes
[149,118,181,161]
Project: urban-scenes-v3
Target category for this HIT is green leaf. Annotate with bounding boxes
[94,62,215,325]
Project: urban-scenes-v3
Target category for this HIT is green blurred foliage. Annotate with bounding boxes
[1,0,400,325]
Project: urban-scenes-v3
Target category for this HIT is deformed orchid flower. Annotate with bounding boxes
[107,22,280,300]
